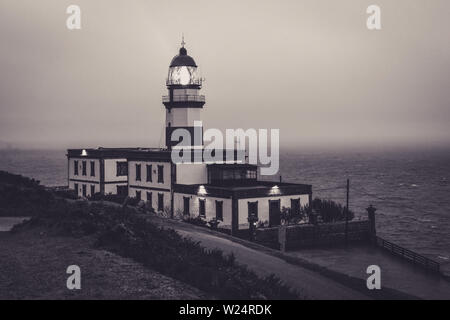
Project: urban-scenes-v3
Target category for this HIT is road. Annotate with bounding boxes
[145,215,370,300]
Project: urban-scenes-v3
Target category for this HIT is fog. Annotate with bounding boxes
[1,0,449,150]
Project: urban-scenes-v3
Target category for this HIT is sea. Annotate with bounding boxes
[1,148,449,273]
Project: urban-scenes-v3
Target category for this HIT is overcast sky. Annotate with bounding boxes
[0,0,449,150]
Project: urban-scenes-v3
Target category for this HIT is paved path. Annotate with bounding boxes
[145,215,370,300]
[288,246,450,300]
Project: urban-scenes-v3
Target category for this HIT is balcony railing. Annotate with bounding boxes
[162,95,205,103]
[166,78,203,86]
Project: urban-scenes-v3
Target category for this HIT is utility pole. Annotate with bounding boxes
[345,179,350,245]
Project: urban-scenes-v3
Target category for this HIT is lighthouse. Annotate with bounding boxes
[67,39,312,234]
[162,39,205,155]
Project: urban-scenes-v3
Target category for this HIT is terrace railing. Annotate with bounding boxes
[375,236,440,274]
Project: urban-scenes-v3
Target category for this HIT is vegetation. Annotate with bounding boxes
[309,198,355,223]
[0,170,53,217]
[89,192,128,205]
[280,206,307,226]
[184,215,208,227]
[1,171,300,299]
[207,218,221,230]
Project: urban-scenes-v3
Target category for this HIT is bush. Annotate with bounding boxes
[207,218,220,229]
[0,174,54,217]
[89,192,128,205]
[311,198,355,223]
[0,170,40,188]
[280,206,307,226]
[123,196,140,207]
[54,188,78,200]
[184,216,207,227]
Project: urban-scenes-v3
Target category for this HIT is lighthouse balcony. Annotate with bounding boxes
[166,78,203,86]
[162,94,205,103]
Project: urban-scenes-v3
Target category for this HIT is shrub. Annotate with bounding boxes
[311,198,355,223]
[0,170,40,188]
[89,192,128,205]
[207,218,220,229]
[123,196,140,207]
[54,188,78,200]
[184,216,207,227]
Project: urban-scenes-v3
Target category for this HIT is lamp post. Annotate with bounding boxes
[248,215,258,241]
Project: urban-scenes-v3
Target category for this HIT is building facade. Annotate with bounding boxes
[67,43,312,234]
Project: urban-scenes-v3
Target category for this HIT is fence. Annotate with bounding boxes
[375,236,440,273]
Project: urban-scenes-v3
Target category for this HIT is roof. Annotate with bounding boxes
[66,147,171,160]
[169,47,197,67]
[174,181,312,199]
[207,163,257,170]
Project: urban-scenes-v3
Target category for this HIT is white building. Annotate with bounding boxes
[67,43,312,235]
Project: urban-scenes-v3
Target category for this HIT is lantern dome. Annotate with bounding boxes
[167,45,201,87]
[169,47,197,67]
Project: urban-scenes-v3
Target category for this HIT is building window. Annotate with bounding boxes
[246,170,257,179]
[248,201,258,219]
[216,200,223,221]
[74,183,78,196]
[82,161,87,176]
[90,161,95,177]
[199,199,206,217]
[74,160,78,176]
[116,161,128,176]
[146,192,152,206]
[90,185,95,196]
[136,164,141,181]
[158,193,164,211]
[291,198,300,215]
[157,165,164,183]
[136,191,141,201]
[82,184,86,197]
[183,196,190,215]
[146,164,152,182]
[117,185,128,196]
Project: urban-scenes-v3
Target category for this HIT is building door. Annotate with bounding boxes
[183,197,190,215]
[199,199,206,217]
[216,200,223,221]
[158,193,164,212]
[269,199,281,227]
[248,201,258,219]
[117,185,128,196]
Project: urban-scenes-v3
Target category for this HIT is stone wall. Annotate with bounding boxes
[284,220,370,250]
[253,220,371,250]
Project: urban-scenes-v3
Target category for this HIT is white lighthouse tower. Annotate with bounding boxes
[162,39,205,158]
